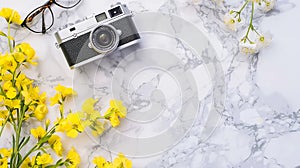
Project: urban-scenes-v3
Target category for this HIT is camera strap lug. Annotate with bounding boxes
[55,42,60,49]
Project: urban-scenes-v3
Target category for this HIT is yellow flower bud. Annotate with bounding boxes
[45,119,51,128]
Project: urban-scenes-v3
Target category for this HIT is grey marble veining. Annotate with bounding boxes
[1,0,300,167]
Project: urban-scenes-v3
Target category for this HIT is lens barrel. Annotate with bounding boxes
[89,24,120,53]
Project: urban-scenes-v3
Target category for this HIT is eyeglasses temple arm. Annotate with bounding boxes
[23,0,54,24]
[42,10,46,34]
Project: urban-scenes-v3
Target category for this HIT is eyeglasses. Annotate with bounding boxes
[21,0,81,34]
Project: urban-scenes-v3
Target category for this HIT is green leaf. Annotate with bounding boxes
[11,135,16,166]
[19,137,26,146]
[12,135,16,151]
[0,31,7,37]
[17,153,22,164]
[19,136,30,150]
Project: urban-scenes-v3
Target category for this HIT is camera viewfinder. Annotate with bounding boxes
[95,12,107,22]
[108,6,123,18]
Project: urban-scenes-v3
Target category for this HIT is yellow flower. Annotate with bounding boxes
[66,147,81,167]
[16,73,33,91]
[6,87,17,99]
[34,104,48,121]
[21,85,40,106]
[48,135,63,156]
[3,81,17,99]
[109,113,120,127]
[0,148,12,158]
[93,156,112,168]
[77,98,104,136]
[56,113,84,138]
[0,8,22,25]
[112,153,132,168]
[82,98,98,113]
[66,113,84,138]
[39,92,47,104]
[21,157,31,168]
[104,100,127,127]
[13,52,25,63]
[0,157,8,168]
[21,157,34,168]
[36,153,53,165]
[21,90,32,105]
[0,53,18,72]
[50,93,62,106]
[91,120,105,137]
[30,126,46,140]
[55,84,76,98]
[2,73,13,81]
[0,110,9,126]
[4,99,20,109]
[110,100,126,118]
[2,81,12,91]
[15,43,37,65]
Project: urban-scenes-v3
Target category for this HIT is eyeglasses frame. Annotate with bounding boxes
[21,0,81,34]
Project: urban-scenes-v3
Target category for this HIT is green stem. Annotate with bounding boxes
[234,0,249,18]
[0,119,8,136]
[10,105,24,167]
[239,0,249,13]
[16,124,57,167]
[59,103,64,119]
[7,22,13,53]
[242,2,255,43]
[252,27,261,36]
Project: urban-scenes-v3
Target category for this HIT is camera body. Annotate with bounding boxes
[55,3,140,68]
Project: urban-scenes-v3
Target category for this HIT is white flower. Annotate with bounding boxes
[259,0,276,12]
[239,42,258,55]
[224,13,238,31]
[239,32,272,54]
[256,32,272,50]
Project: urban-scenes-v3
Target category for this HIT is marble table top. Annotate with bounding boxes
[1,0,300,167]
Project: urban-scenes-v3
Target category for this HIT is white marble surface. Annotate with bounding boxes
[1,0,300,167]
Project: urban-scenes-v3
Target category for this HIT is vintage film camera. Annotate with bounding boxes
[55,3,140,68]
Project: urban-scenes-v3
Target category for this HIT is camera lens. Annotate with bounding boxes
[98,31,112,46]
[90,25,119,53]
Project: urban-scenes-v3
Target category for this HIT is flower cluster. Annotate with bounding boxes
[224,0,276,54]
[103,100,127,127]
[0,7,132,168]
[70,98,127,137]
[20,147,81,168]
[93,153,132,168]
